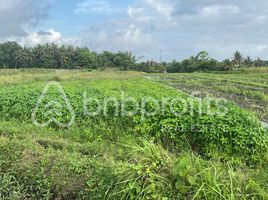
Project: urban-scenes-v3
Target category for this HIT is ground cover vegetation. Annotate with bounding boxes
[0,69,267,199]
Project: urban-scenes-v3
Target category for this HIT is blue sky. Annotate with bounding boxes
[1,0,268,61]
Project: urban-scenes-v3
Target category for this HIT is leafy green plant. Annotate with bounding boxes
[135,98,268,164]
[0,70,267,199]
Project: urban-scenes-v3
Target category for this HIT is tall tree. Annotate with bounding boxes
[244,56,252,67]
[33,44,45,67]
[223,59,233,71]
[0,42,22,68]
[113,52,136,70]
[55,46,68,68]
[75,47,95,69]
[15,49,26,68]
[195,51,209,61]
[0,48,4,68]
[254,57,262,67]
[233,51,243,67]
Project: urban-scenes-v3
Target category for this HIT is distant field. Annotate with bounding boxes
[0,69,268,199]
[151,68,268,123]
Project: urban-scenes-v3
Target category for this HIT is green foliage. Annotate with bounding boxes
[0,72,267,165]
[135,98,268,164]
[0,70,267,199]
[0,135,267,199]
[1,42,267,72]
[0,42,136,70]
[171,153,268,199]
[166,51,225,73]
[0,42,22,68]
[233,51,243,67]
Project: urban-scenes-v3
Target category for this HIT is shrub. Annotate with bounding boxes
[134,98,268,164]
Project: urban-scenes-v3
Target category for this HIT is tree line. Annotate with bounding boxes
[165,51,267,73]
[0,42,267,73]
[0,42,136,70]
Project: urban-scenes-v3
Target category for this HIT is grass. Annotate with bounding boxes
[0,69,268,199]
[0,68,142,86]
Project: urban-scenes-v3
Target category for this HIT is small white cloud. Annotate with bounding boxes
[256,44,268,52]
[127,7,152,22]
[123,25,147,45]
[252,15,268,24]
[21,29,62,45]
[99,24,151,46]
[201,5,240,17]
[75,0,121,14]
[143,0,174,19]
[77,23,153,54]
[0,29,82,47]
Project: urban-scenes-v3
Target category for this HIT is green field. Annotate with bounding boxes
[151,68,268,124]
[0,69,268,199]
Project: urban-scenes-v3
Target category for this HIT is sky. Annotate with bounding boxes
[0,0,268,61]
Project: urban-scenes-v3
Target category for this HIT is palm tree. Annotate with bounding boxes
[33,44,46,67]
[55,49,67,68]
[233,51,243,67]
[254,57,262,67]
[223,59,233,71]
[188,56,196,64]
[33,44,44,58]
[195,51,209,61]
[244,56,252,67]
[15,48,32,68]
[0,49,5,68]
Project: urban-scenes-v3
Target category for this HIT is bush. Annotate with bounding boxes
[134,98,268,164]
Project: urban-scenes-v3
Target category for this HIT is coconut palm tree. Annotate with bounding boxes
[233,51,243,67]
[254,57,262,67]
[195,51,209,61]
[33,44,44,58]
[244,56,252,67]
[55,49,68,68]
[15,48,32,68]
[223,59,233,71]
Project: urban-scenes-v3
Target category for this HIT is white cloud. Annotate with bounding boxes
[122,25,150,45]
[143,0,174,18]
[73,0,268,60]
[75,0,122,14]
[105,24,152,47]
[0,0,48,37]
[2,0,268,60]
[252,15,268,24]
[5,29,63,46]
[0,28,83,47]
[200,5,240,17]
[256,44,268,52]
[29,29,60,44]
[76,23,153,56]
[127,7,152,22]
